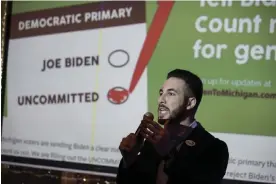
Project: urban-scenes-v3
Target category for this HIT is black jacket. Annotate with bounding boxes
[116,123,229,184]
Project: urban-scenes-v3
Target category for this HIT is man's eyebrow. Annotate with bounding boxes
[167,88,178,93]
[159,88,179,93]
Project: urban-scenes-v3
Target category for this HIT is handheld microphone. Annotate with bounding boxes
[121,112,154,165]
[135,112,154,136]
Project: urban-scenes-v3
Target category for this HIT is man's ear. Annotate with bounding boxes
[186,97,197,111]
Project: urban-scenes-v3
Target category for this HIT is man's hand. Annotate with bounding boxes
[119,133,143,167]
[119,133,138,152]
[140,119,171,156]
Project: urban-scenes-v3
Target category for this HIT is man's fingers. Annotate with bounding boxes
[140,126,154,137]
[140,126,159,144]
[142,119,162,130]
[153,122,162,130]
[140,132,155,144]
[128,133,136,138]
[121,141,132,147]
[147,124,159,134]
[120,140,134,151]
[119,145,131,152]
[141,120,160,134]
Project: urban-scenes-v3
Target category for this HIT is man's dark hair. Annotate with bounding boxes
[167,69,203,112]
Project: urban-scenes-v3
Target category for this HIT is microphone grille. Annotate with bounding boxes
[144,112,154,120]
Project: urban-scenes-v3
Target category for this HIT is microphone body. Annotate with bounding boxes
[135,112,154,136]
[121,112,154,166]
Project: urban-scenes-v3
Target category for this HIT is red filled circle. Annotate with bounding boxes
[107,87,129,104]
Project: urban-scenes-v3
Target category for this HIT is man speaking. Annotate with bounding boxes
[116,69,229,184]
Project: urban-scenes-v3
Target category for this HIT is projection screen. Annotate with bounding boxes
[2,1,276,183]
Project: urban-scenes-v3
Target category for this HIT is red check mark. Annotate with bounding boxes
[129,1,175,93]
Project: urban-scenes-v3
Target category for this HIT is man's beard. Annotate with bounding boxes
[158,104,186,125]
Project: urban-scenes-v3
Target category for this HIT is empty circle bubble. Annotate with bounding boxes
[108,49,130,68]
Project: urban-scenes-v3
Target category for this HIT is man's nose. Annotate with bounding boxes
[158,94,166,104]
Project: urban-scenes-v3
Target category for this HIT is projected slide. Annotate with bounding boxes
[2,1,276,184]
[2,1,148,174]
